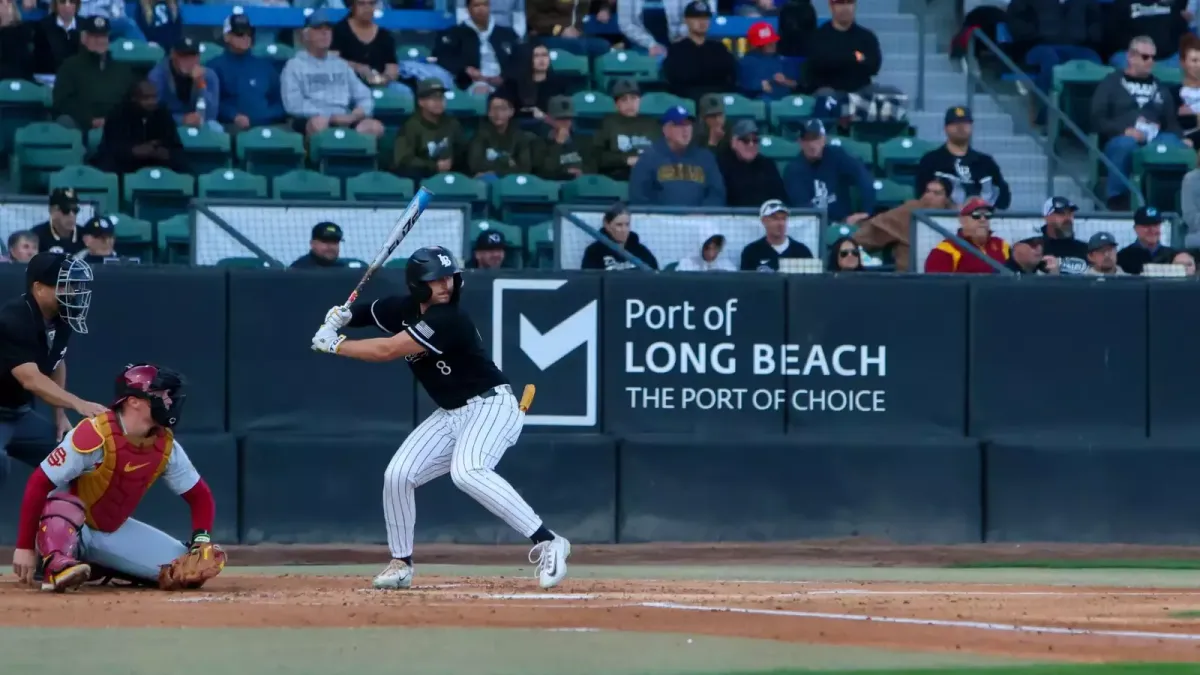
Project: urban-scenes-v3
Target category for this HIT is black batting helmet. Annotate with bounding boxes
[406,246,463,303]
[113,363,187,429]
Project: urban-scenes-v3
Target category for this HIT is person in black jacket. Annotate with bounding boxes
[716,120,786,207]
[913,106,1012,210]
[31,0,80,77]
[433,0,519,94]
[580,203,659,270]
[1038,196,1090,274]
[1117,205,1177,274]
[0,0,34,82]
[801,0,881,93]
[662,0,736,102]
[501,42,571,125]
[94,79,187,175]
[1107,0,1189,67]
[291,222,347,269]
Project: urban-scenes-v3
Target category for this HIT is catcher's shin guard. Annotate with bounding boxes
[37,493,90,592]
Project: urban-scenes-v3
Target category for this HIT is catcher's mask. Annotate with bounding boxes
[27,252,93,334]
[405,246,463,304]
[113,363,187,428]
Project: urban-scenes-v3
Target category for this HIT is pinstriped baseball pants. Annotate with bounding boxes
[381,388,544,558]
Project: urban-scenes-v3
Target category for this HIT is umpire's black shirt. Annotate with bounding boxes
[0,295,69,408]
[290,253,345,268]
[30,221,85,256]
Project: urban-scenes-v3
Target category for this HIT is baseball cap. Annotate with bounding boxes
[80,216,115,238]
[304,9,335,28]
[610,79,640,98]
[475,230,507,251]
[683,0,713,17]
[1088,231,1118,252]
[732,119,759,139]
[1018,227,1043,245]
[417,78,447,98]
[800,119,826,139]
[26,251,69,287]
[698,94,725,117]
[747,21,779,48]
[958,196,993,217]
[49,187,79,212]
[81,16,110,35]
[224,13,253,36]
[759,199,789,218]
[173,37,200,55]
[945,106,972,125]
[1134,205,1163,226]
[1042,196,1078,217]
[660,105,693,125]
[312,222,343,243]
[547,95,575,119]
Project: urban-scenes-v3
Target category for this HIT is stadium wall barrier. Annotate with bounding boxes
[4,269,1200,545]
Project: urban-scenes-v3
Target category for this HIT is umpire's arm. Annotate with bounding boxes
[50,361,69,428]
[11,363,88,412]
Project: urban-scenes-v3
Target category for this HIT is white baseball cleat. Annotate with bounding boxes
[529,534,571,589]
[372,559,413,589]
[42,563,90,593]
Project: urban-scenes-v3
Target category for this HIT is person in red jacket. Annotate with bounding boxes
[924,196,1011,274]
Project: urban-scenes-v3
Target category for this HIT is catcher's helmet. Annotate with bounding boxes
[113,363,187,429]
[405,246,463,303]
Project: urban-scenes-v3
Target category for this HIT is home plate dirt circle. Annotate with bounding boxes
[3,576,1200,663]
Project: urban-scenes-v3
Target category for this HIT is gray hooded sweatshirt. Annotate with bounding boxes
[281,49,374,119]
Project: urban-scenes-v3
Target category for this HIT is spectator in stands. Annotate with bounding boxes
[630,105,726,206]
[0,0,34,82]
[851,177,952,273]
[148,37,222,133]
[291,222,346,269]
[282,11,384,140]
[6,231,37,264]
[332,0,412,98]
[594,79,660,180]
[535,95,594,179]
[581,203,658,270]
[77,0,143,40]
[1177,34,1200,146]
[825,235,864,272]
[803,0,881,94]
[1084,231,1127,275]
[505,42,571,123]
[1118,205,1176,274]
[676,233,736,271]
[696,94,727,152]
[1005,230,1060,275]
[466,230,507,269]
[52,17,134,131]
[783,119,873,224]
[739,21,797,101]
[31,188,83,256]
[394,79,466,179]
[1175,250,1197,274]
[133,0,181,50]
[94,79,186,175]
[618,0,685,57]
[208,15,285,132]
[76,215,117,265]
[1183,151,1200,245]
[663,1,737,101]
[467,90,533,178]
[717,119,786,207]
[740,199,814,271]
[32,0,79,78]
[435,0,519,95]
[777,0,818,59]
[1037,196,1089,274]
[914,106,1012,210]
[485,0,521,30]
[1008,0,1102,105]
[1108,0,1188,68]
[526,0,611,57]
[923,197,1011,274]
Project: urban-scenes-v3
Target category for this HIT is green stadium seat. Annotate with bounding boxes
[870,178,910,212]
[252,42,294,63]
[11,122,84,192]
[758,135,798,175]
[594,50,659,91]
[571,91,616,136]
[1134,142,1195,212]
[108,39,165,72]
[179,125,232,175]
[371,87,414,129]
[1152,63,1182,86]
[827,136,873,169]
[769,95,816,136]
[639,92,693,120]
[50,165,120,213]
[492,173,560,226]
[198,41,223,65]
[561,174,627,205]
[876,136,934,185]
[235,127,306,180]
[526,219,554,268]
[216,256,273,268]
[715,93,766,124]
[123,167,195,223]
[1051,60,1112,139]
[444,89,488,133]
[396,44,431,61]
[272,169,341,201]
[423,172,488,216]
[548,48,589,88]
[0,79,50,155]
[156,213,191,263]
[346,171,414,202]
[309,128,378,181]
[198,168,268,199]
[472,219,525,268]
[106,212,154,260]
[823,222,858,247]
[850,121,913,147]
[86,127,103,156]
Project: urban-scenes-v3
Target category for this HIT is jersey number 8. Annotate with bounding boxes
[437,360,452,375]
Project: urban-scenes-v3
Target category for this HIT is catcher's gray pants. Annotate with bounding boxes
[80,517,188,582]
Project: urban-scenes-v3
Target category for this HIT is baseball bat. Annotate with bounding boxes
[343,187,434,308]
[519,384,536,412]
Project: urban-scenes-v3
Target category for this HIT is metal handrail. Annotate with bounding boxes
[909,210,1014,274]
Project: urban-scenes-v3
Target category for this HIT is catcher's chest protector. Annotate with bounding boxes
[70,412,174,532]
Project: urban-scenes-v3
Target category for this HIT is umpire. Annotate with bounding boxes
[0,252,106,489]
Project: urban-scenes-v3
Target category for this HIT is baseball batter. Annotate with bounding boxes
[311,246,570,590]
[9,364,226,592]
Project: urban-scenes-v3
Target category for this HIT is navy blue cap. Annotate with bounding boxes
[800,119,826,139]
[1088,232,1118,252]
[80,216,115,238]
[1134,205,1163,225]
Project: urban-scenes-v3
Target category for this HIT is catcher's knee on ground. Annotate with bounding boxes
[37,492,86,575]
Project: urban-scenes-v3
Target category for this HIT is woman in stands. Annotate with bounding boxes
[825,236,865,273]
[504,42,570,127]
[1176,34,1200,147]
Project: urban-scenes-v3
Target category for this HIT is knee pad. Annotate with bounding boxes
[38,493,86,573]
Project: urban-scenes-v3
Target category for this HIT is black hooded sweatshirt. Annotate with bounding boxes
[581,229,659,270]
[716,147,788,208]
[94,99,187,175]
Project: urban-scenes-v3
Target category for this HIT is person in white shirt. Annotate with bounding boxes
[676,232,736,271]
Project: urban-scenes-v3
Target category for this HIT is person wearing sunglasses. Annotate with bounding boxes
[1005,231,1060,275]
[825,236,864,272]
[31,188,85,257]
[716,119,786,208]
[923,197,1011,274]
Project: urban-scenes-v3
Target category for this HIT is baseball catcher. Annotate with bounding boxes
[10,363,226,592]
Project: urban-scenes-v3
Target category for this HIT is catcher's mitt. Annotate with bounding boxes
[158,532,227,591]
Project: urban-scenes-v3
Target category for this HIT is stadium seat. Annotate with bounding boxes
[473,219,525,268]
[823,222,858,247]
[272,169,341,201]
[198,168,269,199]
[716,93,766,124]
[850,121,913,147]
[108,39,165,72]
[769,95,815,136]
[492,173,560,226]
[758,135,798,174]
[123,167,195,223]
[235,127,306,180]
[107,212,154,261]
[179,125,233,175]
[346,171,414,202]
[1050,60,1111,139]
[444,90,488,133]
[526,219,554,268]
[423,172,488,217]
[594,51,659,91]
[198,41,223,65]
[252,42,294,64]
[371,87,415,129]
[827,136,874,169]
[0,79,50,155]
[86,127,103,156]
[876,136,934,185]
[548,48,589,89]
[396,44,431,61]
[663,261,679,271]
[50,165,120,213]
[309,128,379,182]
[216,256,273,268]
[156,213,191,263]
[571,91,616,136]
[1134,142,1195,212]
[870,178,910,212]
[1152,63,1182,86]
[10,122,84,193]
[561,174,627,205]
[639,92,693,120]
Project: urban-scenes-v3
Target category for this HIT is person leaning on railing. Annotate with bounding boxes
[923,197,1010,275]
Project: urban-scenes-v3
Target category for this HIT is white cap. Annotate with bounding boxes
[759,199,789,218]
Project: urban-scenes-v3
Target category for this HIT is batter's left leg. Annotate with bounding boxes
[80,518,188,586]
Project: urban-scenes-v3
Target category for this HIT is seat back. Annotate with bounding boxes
[271,169,341,201]
[346,171,415,202]
[123,167,195,223]
[236,127,306,180]
[180,125,233,175]
[561,174,628,205]
[198,168,269,199]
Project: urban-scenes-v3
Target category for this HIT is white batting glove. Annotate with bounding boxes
[324,305,353,330]
[311,325,346,354]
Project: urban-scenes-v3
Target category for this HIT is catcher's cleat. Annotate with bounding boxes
[372,559,413,589]
[42,563,91,593]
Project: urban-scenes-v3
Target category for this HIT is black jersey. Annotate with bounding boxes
[367,295,508,409]
[0,295,70,408]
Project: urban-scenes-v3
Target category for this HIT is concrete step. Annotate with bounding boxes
[989,151,1050,177]
[877,32,940,55]
[877,70,968,97]
[926,94,1005,116]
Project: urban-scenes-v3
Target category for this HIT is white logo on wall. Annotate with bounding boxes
[492,279,598,426]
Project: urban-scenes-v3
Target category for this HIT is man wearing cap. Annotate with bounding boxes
[467,91,533,178]
[630,106,726,206]
[1005,230,1060,275]
[716,119,786,207]
[1117,205,1177,275]
[282,10,384,140]
[291,222,347,269]
[52,16,135,132]
[466,230,508,269]
[803,0,881,93]
[526,0,610,57]
[914,106,1011,210]
[395,79,467,180]
[208,15,287,132]
[783,119,873,224]
[594,79,661,181]
[1038,196,1089,274]
[433,0,520,94]
[1084,232,1127,276]
[535,95,595,179]
[148,37,222,132]
[739,199,815,271]
[696,94,728,151]
[31,189,85,257]
[739,21,798,101]
[0,252,107,491]
[923,197,1012,274]
[663,1,736,101]
[76,216,118,265]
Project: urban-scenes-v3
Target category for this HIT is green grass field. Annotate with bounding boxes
[949,560,1200,570]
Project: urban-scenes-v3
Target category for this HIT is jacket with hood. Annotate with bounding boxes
[394,113,466,176]
[147,58,221,124]
[467,122,534,176]
[208,48,286,126]
[716,146,787,208]
[1091,70,1182,144]
[281,50,375,119]
[783,144,875,222]
[433,18,520,91]
[593,113,661,180]
[629,138,726,207]
[675,233,737,271]
[581,228,659,270]
[53,50,136,132]
[94,98,186,175]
